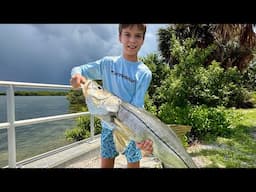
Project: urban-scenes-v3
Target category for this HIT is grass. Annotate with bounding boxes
[188,108,256,168]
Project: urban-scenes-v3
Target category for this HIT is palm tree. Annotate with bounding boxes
[157,24,256,72]
[214,24,256,72]
[214,24,256,48]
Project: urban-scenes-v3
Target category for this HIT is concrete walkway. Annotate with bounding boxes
[16,135,163,168]
[65,152,163,168]
[62,137,163,168]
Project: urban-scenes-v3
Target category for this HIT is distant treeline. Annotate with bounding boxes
[0,91,68,96]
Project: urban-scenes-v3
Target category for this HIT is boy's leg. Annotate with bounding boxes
[124,140,142,168]
[100,127,119,168]
[101,157,115,168]
[127,161,140,168]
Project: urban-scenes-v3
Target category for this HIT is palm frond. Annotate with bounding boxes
[214,24,242,42]
[240,24,256,48]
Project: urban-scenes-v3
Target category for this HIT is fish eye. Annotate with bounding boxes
[98,86,102,89]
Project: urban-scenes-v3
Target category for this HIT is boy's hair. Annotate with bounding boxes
[118,24,147,39]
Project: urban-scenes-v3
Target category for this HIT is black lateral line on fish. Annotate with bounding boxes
[120,104,190,167]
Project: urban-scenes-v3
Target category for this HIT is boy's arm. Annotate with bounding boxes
[70,58,104,88]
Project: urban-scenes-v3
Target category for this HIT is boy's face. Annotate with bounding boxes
[119,25,145,58]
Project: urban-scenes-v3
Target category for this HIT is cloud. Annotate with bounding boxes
[0,24,166,85]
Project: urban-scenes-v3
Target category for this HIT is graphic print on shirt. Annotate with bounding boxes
[110,70,136,84]
[110,68,136,102]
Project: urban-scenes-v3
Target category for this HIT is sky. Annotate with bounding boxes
[0,24,167,86]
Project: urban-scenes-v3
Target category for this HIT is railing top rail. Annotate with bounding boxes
[0,80,71,89]
[0,112,90,129]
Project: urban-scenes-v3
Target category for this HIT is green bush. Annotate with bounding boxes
[189,106,234,140]
[157,35,250,109]
[65,115,102,142]
[144,93,157,116]
[158,104,235,140]
[242,61,256,91]
[158,103,190,125]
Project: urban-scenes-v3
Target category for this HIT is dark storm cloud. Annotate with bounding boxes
[0,24,166,85]
[0,24,120,85]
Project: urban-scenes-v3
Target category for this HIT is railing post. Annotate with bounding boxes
[90,115,95,140]
[6,85,16,168]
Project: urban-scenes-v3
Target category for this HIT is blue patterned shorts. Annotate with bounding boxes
[101,127,142,163]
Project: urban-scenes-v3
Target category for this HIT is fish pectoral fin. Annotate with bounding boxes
[113,128,129,153]
[112,118,136,153]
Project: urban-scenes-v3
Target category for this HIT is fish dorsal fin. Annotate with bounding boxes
[113,128,129,153]
[168,124,192,139]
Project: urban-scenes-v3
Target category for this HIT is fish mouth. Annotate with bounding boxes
[81,79,121,114]
[81,80,92,97]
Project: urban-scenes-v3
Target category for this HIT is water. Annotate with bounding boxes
[0,96,77,167]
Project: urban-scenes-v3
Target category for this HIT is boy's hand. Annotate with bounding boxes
[70,74,86,89]
[136,139,153,156]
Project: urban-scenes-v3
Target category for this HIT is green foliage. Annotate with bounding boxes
[65,115,102,142]
[249,92,256,107]
[157,35,250,108]
[141,53,170,96]
[196,61,250,108]
[65,123,90,141]
[141,53,171,112]
[144,93,157,116]
[242,61,256,91]
[157,35,213,107]
[158,103,190,125]
[66,89,85,105]
[188,106,234,140]
[14,91,68,96]
[66,89,87,113]
[159,104,235,140]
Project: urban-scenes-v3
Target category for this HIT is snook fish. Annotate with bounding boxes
[81,79,197,168]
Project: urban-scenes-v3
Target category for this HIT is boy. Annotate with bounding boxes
[70,24,153,168]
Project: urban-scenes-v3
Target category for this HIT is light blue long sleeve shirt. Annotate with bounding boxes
[71,55,152,129]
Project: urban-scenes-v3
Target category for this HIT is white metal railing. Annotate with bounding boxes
[0,80,95,168]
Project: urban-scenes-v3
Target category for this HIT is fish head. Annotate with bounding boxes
[81,80,121,116]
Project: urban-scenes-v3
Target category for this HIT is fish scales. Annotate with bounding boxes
[117,102,195,168]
